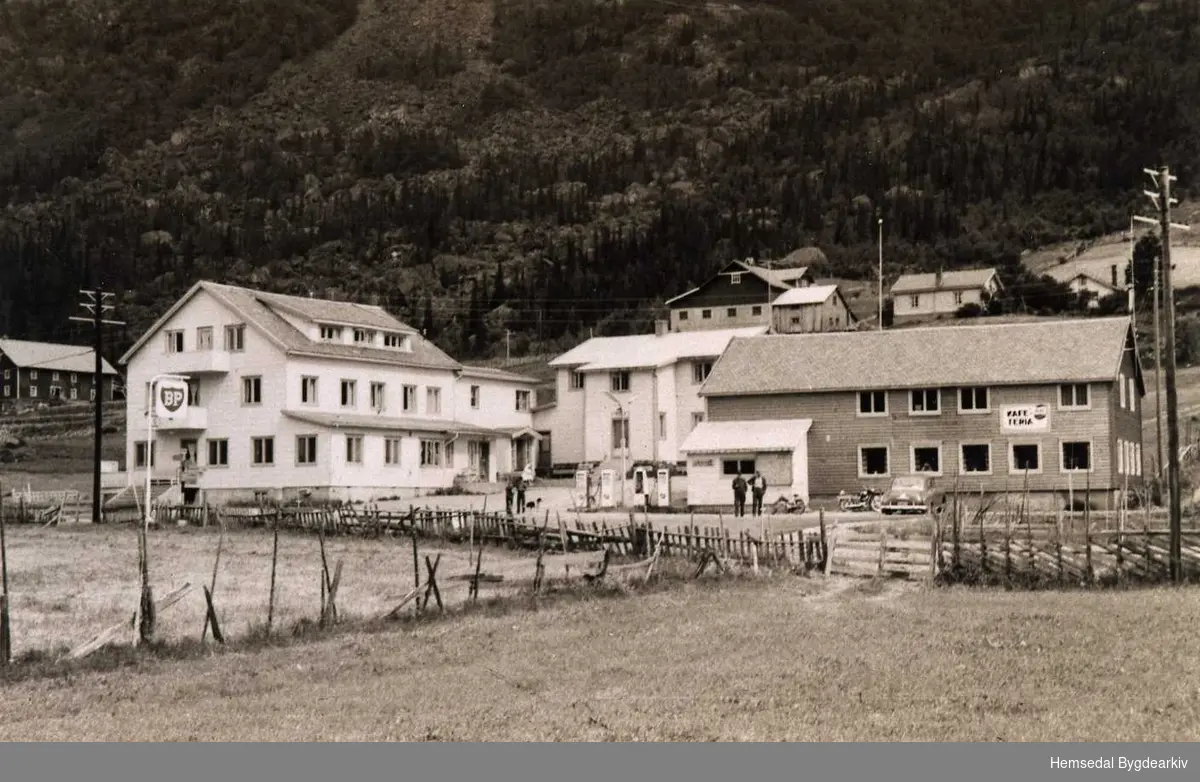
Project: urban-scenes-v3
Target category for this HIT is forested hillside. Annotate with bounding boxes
[2,0,1199,359]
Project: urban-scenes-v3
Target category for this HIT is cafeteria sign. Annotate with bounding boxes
[1001,403,1050,432]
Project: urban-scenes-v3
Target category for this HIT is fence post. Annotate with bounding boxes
[1084,475,1093,586]
[818,509,827,570]
[0,481,10,666]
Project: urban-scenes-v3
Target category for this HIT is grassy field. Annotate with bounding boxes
[0,525,598,658]
[0,572,1198,741]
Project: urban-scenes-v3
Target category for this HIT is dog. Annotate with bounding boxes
[523,497,542,513]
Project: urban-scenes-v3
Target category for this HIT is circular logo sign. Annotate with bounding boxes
[1032,404,1048,421]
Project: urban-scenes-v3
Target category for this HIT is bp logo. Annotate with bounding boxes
[156,381,189,418]
[1032,404,1048,421]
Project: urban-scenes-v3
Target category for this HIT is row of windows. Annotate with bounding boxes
[569,363,714,393]
[295,377,531,413]
[1116,438,1143,477]
[164,324,246,353]
[1,385,94,400]
[855,439,1110,479]
[678,304,765,322]
[857,384,1094,417]
[1117,372,1138,412]
[905,291,967,308]
[163,324,411,353]
[2,369,80,383]
[136,435,451,469]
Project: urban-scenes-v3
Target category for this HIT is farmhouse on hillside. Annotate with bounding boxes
[532,324,767,483]
[1042,263,1122,308]
[890,268,1002,323]
[770,284,858,333]
[683,317,1144,510]
[0,337,120,404]
[664,250,824,333]
[118,281,539,505]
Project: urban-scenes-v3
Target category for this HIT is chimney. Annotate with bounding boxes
[935,268,943,288]
[655,319,669,337]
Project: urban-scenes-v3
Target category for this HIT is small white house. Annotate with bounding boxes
[1043,265,1121,308]
[118,281,539,505]
[679,419,811,509]
[890,268,1002,322]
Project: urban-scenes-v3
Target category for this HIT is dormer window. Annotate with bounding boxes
[383,333,409,350]
[353,328,374,344]
[320,325,343,342]
[730,273,742,285]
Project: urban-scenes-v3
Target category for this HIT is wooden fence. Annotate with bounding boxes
[85,504,832,571]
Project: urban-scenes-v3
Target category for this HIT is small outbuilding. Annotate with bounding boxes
[679,418,811,509]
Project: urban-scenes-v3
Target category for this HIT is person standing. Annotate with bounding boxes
[731,473,748,517]
[750,471,768,517]
[516,477,527,513]
[505,475,516,516]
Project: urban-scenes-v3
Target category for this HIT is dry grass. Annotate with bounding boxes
[0,525,597,658]
[1,568,1199,740]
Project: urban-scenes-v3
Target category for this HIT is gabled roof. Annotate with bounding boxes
[772,284,840,307]
[664,256,814,306]
[890,268,999,294]
[119,281,459,371]
[549,326,768,372]
[1042,264,1120,292]
[458,365,540,385]
[0,338,119,375]
[700,317,1141,397]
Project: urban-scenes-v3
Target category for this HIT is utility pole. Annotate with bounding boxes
[877,216,884,330]
[70,284,124,526]
[1154,257,1164,479]
[1138,166,1191,583]
[505,329,511,362]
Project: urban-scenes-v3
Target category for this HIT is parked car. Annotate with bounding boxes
[879,474,946,516]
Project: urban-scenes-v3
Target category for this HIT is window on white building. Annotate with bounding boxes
[207,439,228,467]
[224,324,245,352]
[420,440,443,467]
[242,376,262,405]
[610,371,630,392]
[165,330,184,353]
[426,387,442,415]
[569,372,584,390]
[515,389,531,411]
[385,438,403,465]
[370,382,386,411]
[470,385,481,408]
[197,326,213,350]
[345,435,364,464]
[296,435,318,465]
[251,437,275,466]
[341,379,357,408]
[403,384,417,412]
[693,361,713,384]
[301,376,318,405]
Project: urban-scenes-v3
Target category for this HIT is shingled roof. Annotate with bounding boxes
[120,281,459,370]
[700,317,1140,396]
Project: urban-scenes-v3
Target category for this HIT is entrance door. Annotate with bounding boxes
[180,438,198,484]
[479,441,490,481]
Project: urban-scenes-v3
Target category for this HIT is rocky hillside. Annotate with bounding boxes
[2,0,1200,358]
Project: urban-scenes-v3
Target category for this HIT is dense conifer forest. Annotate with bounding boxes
[2,0,1199,358]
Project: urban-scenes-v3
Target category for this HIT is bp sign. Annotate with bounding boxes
[155,379,189,420]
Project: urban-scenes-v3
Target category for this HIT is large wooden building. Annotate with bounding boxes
[683,317,1144,509]
[0,338,120,404]
[664,253,822,332]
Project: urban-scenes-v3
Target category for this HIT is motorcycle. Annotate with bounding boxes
[770,493,807,514]
[837,487,884,512]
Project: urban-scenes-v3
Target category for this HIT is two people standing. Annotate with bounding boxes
[731,471,768,517]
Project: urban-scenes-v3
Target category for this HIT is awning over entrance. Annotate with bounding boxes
[680,419,812,455]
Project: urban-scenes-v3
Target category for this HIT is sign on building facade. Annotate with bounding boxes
[1000,403,1050,432]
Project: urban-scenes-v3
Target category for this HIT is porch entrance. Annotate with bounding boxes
[468,440,491,482]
